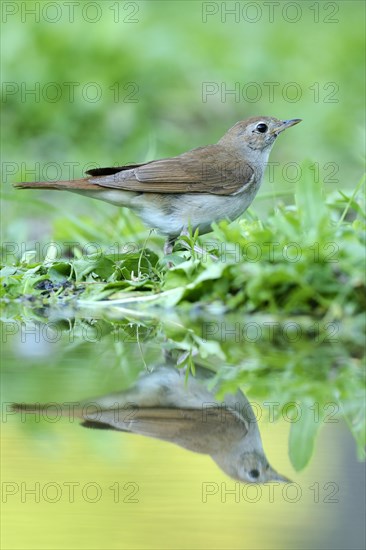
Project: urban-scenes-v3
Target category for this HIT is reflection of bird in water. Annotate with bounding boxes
[13,366,290,483]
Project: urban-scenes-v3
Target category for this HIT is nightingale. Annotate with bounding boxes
[14,116,301,254]
[12,365,290,483]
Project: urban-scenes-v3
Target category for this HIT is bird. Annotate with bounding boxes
[12,365,290,483]
[14,116,301,254]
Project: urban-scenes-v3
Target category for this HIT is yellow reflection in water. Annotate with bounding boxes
[2,416,345,550]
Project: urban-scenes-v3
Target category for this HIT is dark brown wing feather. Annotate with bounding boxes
[85,163,152,176]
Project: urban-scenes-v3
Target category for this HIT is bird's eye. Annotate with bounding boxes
[249,469,260,479]
[256,123,268,133]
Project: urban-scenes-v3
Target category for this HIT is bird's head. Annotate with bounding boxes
[213,449,291,484]
[220,116,302,153]
[237,451,291,483]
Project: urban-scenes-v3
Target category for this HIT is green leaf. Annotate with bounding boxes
[47,262,72,281]
[73,255,115,280]
[288,401,321,471]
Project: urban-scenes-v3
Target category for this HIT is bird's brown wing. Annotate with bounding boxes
[81,406,247,455]
[87,145,254,196]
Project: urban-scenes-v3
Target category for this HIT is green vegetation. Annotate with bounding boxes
[2,165,365,317]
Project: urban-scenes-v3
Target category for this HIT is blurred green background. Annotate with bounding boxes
[1,0,365,245]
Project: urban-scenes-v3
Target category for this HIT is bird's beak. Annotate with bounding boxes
[271,118,302,135]
[267,467,293,483]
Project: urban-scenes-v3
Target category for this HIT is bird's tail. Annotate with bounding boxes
[11,402,84,419]
[10,402,135,431]
[13,178,96,191]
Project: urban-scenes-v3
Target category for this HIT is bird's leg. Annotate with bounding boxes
[163,237,176,256]
[163,348,175,364]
